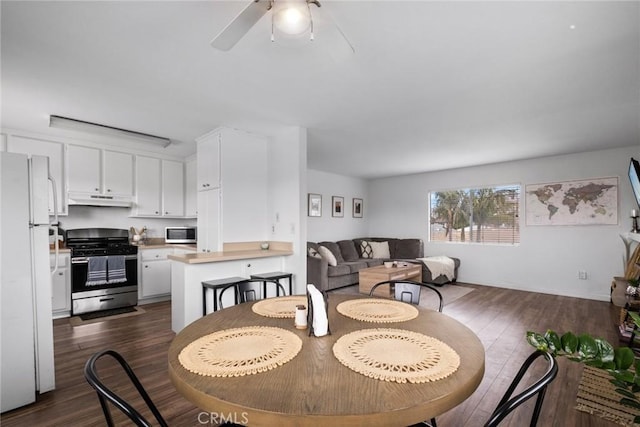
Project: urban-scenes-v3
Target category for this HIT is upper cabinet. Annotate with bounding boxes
[133,156,185,217]
[6,135,67,215]
[67,145,133,201]
[133,156,161,216]
[197,135,220,191]
[104,150,134,195]
[185,158,197,217]
[161,160,185,217]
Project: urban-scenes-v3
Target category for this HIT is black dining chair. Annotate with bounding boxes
[370,279,443,427]
[409,350,558,427]
[218,279,286,309]
[84,349,168,427]
[484,350,558,426]
[369,279,444,312]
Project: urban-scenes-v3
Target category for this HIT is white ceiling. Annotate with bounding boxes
[2,1,638,179]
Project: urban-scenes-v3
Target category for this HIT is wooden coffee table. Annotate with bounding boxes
[359,263,422,297]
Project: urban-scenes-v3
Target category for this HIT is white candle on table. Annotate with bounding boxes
[633,209,638,217]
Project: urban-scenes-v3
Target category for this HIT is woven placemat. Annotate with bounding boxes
[336,299,419,323]
[576,365,637,426]
[333,328,459,383]
[179,326,302,377]
[252,296,308,318]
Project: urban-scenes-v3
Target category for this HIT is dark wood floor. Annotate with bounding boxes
[0,284,622,426]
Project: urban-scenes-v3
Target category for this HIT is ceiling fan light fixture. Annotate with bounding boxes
[273,3,311,36]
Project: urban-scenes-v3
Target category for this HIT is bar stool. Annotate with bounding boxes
[201,276,248,316]
[250,271,293,297]
[217,279,286,310]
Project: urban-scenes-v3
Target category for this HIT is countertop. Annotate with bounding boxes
[167,240,294,264]
[168,249,293,264]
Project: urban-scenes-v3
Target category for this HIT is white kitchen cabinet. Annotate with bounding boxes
[6,135,67,215]
[197,188,220,253]
[133,156,186,217]
[139,248,172,300]
[50,252,71,317]
[161,160,184,217]
[196,134,220,191]
[133,156,162,216]
[185,158,197,217]
[67,145,101,194]
[67,146,133,196]
[104,150,134,195]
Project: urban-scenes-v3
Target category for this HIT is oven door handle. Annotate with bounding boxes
[71,254,138,264]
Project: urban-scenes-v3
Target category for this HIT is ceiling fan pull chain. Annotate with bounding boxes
[308,1,314,41]
[271,9,275,42]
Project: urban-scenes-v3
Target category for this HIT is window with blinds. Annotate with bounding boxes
[429,184,521,245]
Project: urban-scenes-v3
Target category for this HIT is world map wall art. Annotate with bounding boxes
[525,177,618,226]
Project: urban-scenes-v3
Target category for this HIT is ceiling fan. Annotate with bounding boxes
[210,0,354,54]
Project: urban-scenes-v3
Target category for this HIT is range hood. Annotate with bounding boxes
[68,192,133,207]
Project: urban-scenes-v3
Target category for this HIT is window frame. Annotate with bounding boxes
[428,183,521,246]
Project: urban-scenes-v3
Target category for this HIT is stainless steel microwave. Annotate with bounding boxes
[165,227,197,244]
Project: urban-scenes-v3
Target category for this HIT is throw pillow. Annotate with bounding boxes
[318,245,338,266]
[369,241,390,259]
[360,241,373,259]
[308,247,321,258]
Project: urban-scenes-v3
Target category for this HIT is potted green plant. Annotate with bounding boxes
[527,329,640,423]
[628,277,640,296]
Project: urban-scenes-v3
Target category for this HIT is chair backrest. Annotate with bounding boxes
[84,349,168,427]
[369,280,443,312]
[484,350,558,427]
[218,279,286,309]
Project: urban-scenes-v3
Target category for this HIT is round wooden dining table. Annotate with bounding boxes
[168,293,485,427]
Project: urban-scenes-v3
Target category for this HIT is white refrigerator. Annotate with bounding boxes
[1,152,57,412]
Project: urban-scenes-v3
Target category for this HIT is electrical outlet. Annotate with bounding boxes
[578,270,588,280]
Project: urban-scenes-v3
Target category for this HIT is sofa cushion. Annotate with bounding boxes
[369,241,390,258]
[393,239,424,259]
[338,240,359,262]
[318,245,338,266]
[360,241,373,258]
[342,261,368,273]
[327,264,351,277]
[365,258,384,267]
[318,241,345,264]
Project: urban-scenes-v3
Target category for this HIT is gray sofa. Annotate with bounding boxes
[307,237,460,292]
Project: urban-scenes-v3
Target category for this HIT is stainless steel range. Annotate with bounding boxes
[66,228,138,315]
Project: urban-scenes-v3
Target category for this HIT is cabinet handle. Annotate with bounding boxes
[58,272,63,276]
[165,211,169,214]
[155,211,159,214]
[107,188,111,192]
[94,188,99,191]
[145,265,149,268]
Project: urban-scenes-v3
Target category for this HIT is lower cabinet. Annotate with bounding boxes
[139,247,196,303]
[139,248,173,301]
[51,252,71,318]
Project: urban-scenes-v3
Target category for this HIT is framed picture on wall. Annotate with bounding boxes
[332,196,344,217]
[352,198,363,218]
[308,193,322,217]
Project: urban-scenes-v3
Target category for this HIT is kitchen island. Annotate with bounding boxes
[168,241,294,332]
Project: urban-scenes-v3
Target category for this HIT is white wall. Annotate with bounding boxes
[367,146,639,301]
[220,129,269,242]
[268,127,307,293]
[61,206,195,238]
[306,169,369,242]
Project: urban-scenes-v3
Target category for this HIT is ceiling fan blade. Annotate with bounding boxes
[210,0,271,51]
